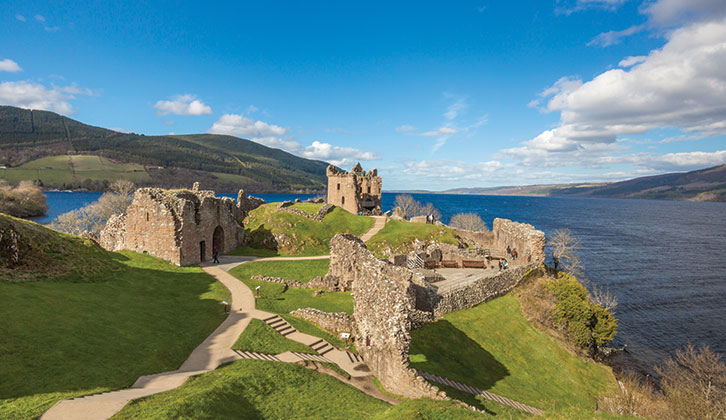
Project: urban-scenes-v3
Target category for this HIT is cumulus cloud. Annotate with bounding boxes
[506,18,726,169]
[153,94,212,116]
[0,59,22,72]
[643,0,726,27]
[0,80,94,114]
[587,24,645,47]
[302,141,379,166]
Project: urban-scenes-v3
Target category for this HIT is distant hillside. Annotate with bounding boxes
[0,106,328,192]
[441,165,726,202]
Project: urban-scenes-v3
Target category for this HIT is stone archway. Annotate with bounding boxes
[212,226,224,254]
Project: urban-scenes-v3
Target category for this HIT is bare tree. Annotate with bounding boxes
[0,180,48,218]
[52,181,135,238]
[550,228,582,275]
[591,284,618,312]
[450,212,488,231]
[393,194,418,218]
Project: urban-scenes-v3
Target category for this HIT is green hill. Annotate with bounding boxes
[0,106,328,192]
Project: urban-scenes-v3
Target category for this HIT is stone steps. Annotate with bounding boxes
[233,350,282,362]
[346,351,364,364]
[264,315,297,337]
[310,338,335,356]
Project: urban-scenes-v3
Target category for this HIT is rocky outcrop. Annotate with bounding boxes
[290,308,356,337]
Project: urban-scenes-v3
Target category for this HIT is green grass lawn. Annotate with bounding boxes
[229,261,352,315]
[232,203,374,256]
[233,319,315,355]
[0,249,229,420]
[232,259,329,282]
[409,294,621,418]
[290,202,322,214]
[366,219,459,257]
[111,359,483,420]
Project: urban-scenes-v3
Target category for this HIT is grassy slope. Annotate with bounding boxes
[0,217,229,420]
[0,155,151,185]
[233,203,374,256]
[112,360,482,420]
[234,319,315,355]
[366,219,459,257]
[229,260,353,349]
[410,294,621,419]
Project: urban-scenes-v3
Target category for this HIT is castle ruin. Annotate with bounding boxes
[100,185,264,266]
[326,162,382,215]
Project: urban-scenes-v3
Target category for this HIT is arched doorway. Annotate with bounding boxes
[212,226,224,254]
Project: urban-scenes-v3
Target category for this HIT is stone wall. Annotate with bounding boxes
[99,186,260,266]
[326,163,382,215]
[431,264,535,318]
[328,233,442,399]
[492,218,546,264]
[452,227,495,248]
[290,308,356,337]
[275,203,334,222]
[250,274,331,290]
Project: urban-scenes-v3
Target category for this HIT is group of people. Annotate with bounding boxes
[506,245,519,260]
[498,259,509,271]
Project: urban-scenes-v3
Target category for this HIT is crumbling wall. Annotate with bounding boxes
[250,274,331,290]
[492,218,546,264]
[452,227,495,248]
[276,203,335,222]
[431,264,535,318]
[329,234,442,399]
[236,189,265,219]
[99,213,126,252]
[290,308,356,337]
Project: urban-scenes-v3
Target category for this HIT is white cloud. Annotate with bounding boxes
[302,141,379,166]
[15,14,26,22]
[418,127,457,137]
[246,104,259,113]
[0,59,22,73]
[557,0,629,15]
[34,14,45,22]
[396,124,416,132]
[0,80,94,115]
[153,94,212,116]
[618,55,647,67]
[507,18,726,168]
[588,24,645,47]
[208,113,298,150]
[444,97,467,120]
[643,0,726,27]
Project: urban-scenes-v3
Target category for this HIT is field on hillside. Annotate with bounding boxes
[233,203,374,256]
[0,218,229,420]
[0,155,150,186]
[409,293,622,419]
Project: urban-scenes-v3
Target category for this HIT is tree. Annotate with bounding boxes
[0,180,48,218]
[393,194,441,220]
[450,212,487,231]
[52,181,135,238]
[550,228,582,276]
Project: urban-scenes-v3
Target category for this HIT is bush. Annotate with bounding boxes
[0,180,48,218]
[392,194,441,219]
[449,212,487,231]
[547,274,617,352]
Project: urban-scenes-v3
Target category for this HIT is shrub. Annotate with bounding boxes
[449,212,488,231]
[392,194,441,219]
[0,180,48,218]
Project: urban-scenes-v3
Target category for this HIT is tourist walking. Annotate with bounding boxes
[506,245,511,256]
[213,247,220,264]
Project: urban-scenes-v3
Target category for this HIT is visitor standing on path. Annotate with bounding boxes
[213,247,220,264]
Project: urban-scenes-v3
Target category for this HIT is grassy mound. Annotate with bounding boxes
[233,203,374,256]
[366,219,459,257]
[232,259,329,283]
[0,214,122,282]
[409,293,620,418]
[0,249,229,420]
[233,319,314,355]
[111,360,485,420]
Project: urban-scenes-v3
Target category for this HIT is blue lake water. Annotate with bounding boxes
[34,191,726,372]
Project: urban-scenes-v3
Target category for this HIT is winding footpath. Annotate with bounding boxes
[40,216,541,418]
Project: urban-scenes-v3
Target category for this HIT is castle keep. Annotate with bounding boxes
[326,162,382,215]
[100,185,263,266]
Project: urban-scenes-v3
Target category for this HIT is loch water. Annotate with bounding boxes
[35,191,726,373]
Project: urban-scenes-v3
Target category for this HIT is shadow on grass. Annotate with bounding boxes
[230,226,280,257]
[410,319,510,392]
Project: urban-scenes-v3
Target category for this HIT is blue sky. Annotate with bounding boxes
[2,0,725,190]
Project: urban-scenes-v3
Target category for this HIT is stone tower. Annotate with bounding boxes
[326,163,382,215]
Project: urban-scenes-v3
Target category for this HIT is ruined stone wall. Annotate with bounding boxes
[492,218,546,264]
[250,274,331,290]
[452,228,495,248]
[236,189,265,219]
[290,308,356,337]
[99,187,247,266]
[328,234,442,399]
[326,164,382,215]
[431,264,535,318]
[276,203,334,222]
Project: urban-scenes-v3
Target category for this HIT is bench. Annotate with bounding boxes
[424,260,440,269]
[462,259,486,268]
[441,260,459,268]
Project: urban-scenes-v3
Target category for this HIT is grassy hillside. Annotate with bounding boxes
[410,293,622,419]
[0,216,229,420]
[112,360,483,420]
[366,219,459,257]
[0,106,328,192]
[234,203,374,256]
